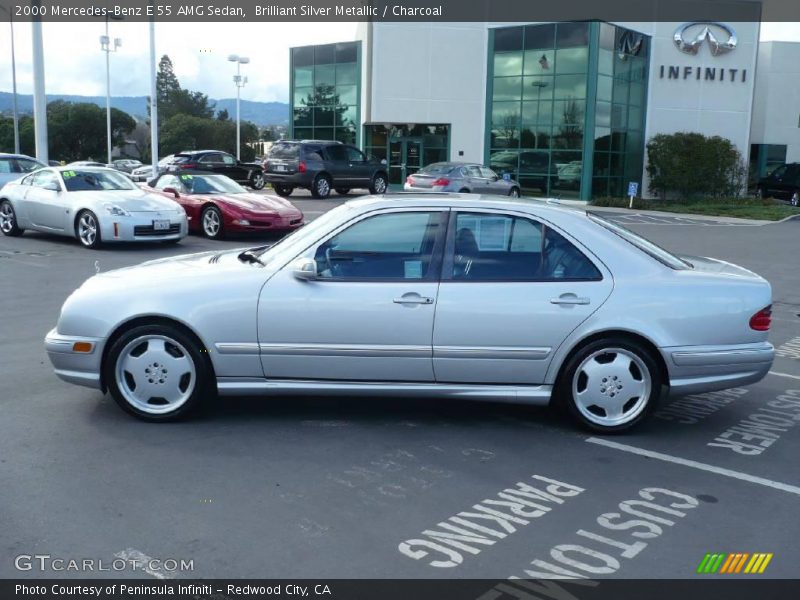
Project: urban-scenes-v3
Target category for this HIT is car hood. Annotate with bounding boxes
[196,193,301,215]
[77,189,182,212]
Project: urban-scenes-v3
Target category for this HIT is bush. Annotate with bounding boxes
[646,132,747,201]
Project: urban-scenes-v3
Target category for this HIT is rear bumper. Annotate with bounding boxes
[662,341,774,396]
[265,173,313,188]
[45,328,105,390]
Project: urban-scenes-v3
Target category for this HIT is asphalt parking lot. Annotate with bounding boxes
[2,193,799,582]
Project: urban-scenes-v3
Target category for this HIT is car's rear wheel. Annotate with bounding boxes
[0,200,24,237]
[791,191,799,207]
[335,188,351,195]
[273,185,293,197]
[755,187,766,199]
[509,187,520,198]
[105,324,212,421]
[311,174,332,199]
[76,210,101,249]
[201,205,224,239]
[558,338,663,433]
[369,173,388,195]
[249,172,266,190]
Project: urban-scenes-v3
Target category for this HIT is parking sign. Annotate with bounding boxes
[628,181,639,197]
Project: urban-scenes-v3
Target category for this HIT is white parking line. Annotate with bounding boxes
[769,371,800,381]
[585,437,800,496]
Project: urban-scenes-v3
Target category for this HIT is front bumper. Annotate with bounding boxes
[45,328,105,390]
[227,213,305,232]
[662,341,774,396]
[99,212,188,242]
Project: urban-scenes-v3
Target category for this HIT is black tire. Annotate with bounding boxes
[555,337,664,434]
[335,188,351,195]
[755,187,765,199]
[458,188,470,194]
[104,323,213,422]
[75,209,102,249]
[508,187,521,198]
[249,171,266,190]
[791,191,799,207]
[273,185,293,198]
[0,200,24,237]
[369,172,388,195]
[201,205,224,239]
[311,174,332,199]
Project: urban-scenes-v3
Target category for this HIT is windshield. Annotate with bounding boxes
[62,169,138,192]
[183,174,247,194]
[418,163,456,175]
[587,212,693,270]
[253,204,355,260]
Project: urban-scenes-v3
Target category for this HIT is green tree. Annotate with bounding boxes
[216,108,230,121]
[44,101,135,162]
[155,55,215,123]
[0,115,35,156]
[646,132,747,200]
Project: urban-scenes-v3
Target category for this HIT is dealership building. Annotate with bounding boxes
[289,19,800,200]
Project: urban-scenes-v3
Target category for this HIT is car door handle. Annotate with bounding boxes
[550,294,590,305]
[394,294,434,305]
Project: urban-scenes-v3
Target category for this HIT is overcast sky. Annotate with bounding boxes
[0,22,797,102]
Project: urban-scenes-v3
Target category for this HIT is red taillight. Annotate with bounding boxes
[432,178,450,187]
[749,306,772,331]
[179,163,196,169]
[406,176,415,186]
[298,161,307,173]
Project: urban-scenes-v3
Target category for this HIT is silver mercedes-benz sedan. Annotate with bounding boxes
[44,194,774,432]
[0,167,188,248]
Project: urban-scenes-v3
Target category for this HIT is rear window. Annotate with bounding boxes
[419,163,457,175]
[270,143,300,159]
[588,212,692,270]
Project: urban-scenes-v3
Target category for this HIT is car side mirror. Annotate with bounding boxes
[291,258,318,281]
[43,182,60,192]
[163,187,180,198]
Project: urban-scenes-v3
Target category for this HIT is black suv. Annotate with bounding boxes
[264,140,389,198]
[757,163,800,206]
[168,150,266,190]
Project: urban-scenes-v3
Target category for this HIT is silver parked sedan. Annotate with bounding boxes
[404,162,521,197]
[0,167,188,248]
[44,194,774,432]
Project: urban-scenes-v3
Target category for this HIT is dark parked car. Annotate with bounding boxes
[263,140,389,199]
[756,163,800,206]
[167,150,266,190]
[490,150,559,194]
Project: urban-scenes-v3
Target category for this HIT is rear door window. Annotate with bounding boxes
[324,145,349,162]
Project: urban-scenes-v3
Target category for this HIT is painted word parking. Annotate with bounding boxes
[399,475,584,568]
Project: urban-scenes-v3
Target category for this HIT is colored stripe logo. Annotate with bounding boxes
[697,552,773,574]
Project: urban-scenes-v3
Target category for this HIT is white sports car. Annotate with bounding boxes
[0,166,188,248]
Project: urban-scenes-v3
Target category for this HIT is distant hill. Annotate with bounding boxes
[0,92,289,127]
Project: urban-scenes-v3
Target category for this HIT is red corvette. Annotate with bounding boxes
[143,172,304,239]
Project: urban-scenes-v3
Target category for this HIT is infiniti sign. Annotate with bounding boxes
[674,22,738,56]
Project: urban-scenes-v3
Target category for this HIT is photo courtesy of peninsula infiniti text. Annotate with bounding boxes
[44,194,775,433]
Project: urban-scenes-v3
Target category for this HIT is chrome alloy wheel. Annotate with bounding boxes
[373,175,387,194]
[571,347,652,427]
[0,202,15,233]
[251,172,265,189]
[115,335,197,415]
[78,212,98,246]
[203,208,221,237]
[316,177,330,197]
[792,192,799,207]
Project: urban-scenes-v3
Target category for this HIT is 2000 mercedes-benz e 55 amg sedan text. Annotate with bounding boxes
[45,195,774,432]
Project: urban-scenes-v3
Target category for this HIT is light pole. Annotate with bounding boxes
[31,4,47,163]
[148,2,158,174]
[0,5,20,153]
[228,55,249,160]
[100,19,122,164]
[530,80,548,149]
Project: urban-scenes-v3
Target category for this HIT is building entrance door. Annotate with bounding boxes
[388,138,423,189]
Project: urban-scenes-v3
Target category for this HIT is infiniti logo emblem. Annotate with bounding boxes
[674,22,737,56]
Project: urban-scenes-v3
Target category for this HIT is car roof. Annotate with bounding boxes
[0,153,39,160]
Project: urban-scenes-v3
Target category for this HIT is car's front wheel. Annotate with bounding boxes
[0,200,24,237]
[369,173,388,195]
[791,191,799,207]
[311,174,332,199]
[76,210,102,249]
[273,185,293,197]
[558,338,663,433]
[201,205,224,239]
[249,172,266,190]
[508,187,520,198]
[105,323,213,421]
[755,187,766,199]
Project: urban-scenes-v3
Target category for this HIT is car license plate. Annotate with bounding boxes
[275,165,286,172]
[153,220,170,231]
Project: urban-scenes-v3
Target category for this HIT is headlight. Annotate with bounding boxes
[104,204,130,217]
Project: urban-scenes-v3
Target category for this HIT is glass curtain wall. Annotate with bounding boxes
[487,22,649,200]
[291,41,360,145]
